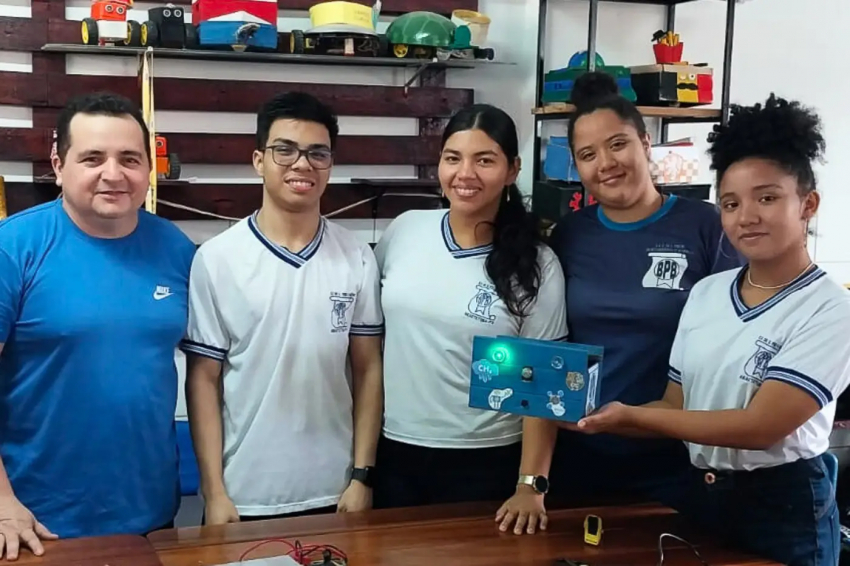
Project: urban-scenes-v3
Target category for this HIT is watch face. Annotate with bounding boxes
[352,467,373,487]
[534,476,549,493]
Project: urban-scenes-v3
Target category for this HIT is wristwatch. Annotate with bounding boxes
[518,474,549,495]
[350,466,375,488]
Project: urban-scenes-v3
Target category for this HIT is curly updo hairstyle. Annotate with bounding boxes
[566,71,648,153]
[707,93,826,195]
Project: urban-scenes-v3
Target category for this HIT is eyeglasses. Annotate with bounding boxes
[265,144,333,170]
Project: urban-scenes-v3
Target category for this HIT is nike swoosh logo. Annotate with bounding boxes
[153,292,173,300]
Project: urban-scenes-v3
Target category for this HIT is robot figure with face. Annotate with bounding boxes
[155,136,182,180]
[141,4,199,48]
[81,0,141,46]
[191,0,279,51]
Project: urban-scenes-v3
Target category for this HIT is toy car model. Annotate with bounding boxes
[192,0,278,51]
[384,11,494,60]
[155,136,181,180]
[81,0,142,47]
[141,3,199,48]
[289,26,386,57]
[289,1,385,57]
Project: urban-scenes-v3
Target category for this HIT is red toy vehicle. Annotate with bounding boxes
[155,136,181,180]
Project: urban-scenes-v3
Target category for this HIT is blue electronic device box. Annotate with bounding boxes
[468,335,604,423]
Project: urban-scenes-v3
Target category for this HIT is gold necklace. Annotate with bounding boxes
[746,261,814,290]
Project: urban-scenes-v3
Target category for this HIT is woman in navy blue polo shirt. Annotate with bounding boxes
[496,72,742,535]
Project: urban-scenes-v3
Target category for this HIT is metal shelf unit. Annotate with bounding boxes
[531,0,739,216]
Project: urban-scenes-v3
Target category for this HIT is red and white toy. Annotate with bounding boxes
[191,0,279,50]
[81,0,139,46]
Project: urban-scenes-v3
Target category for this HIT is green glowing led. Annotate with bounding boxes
[489,344,511,364]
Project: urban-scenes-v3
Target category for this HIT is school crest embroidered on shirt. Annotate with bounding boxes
[741,336,781,385]
[329,292,355,333]
[466,282,500,324]
[642,251,689,290]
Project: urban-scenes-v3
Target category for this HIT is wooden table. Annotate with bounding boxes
[145,502,779,566]
[13,534,162,566]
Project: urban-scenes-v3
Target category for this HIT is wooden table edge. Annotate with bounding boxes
[147,501,674,551]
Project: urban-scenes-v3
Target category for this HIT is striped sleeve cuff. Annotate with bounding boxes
[552,334,569,342]
[764,366,833,409]
[350,323,385,336]
[668,365,683,384]
[180,339,227,361]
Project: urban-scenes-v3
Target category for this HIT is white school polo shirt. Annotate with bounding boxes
[669,265,850,471]
[374,209,569,449]
[181,213,384,515]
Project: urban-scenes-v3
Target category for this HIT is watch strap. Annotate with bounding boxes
[351,466,374,488]
[518,474,549,494]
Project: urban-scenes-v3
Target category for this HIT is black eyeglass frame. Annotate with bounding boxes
[263,144,334,170]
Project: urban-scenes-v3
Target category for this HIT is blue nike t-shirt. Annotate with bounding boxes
[549,195,743,455]
[0,199,196,538]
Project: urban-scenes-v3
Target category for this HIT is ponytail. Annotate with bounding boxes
[485,183,543,318]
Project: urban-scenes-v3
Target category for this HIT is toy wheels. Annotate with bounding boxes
[141,21,159,47]
[166,154,181,180]
[184,24,199,49]
[476,47,494,60]
[290,30,306,54]
[126,20,142,47]
[392,43,409,58]
[81,18,98,46]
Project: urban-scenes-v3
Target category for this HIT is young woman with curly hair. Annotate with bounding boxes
[571,93,850,566]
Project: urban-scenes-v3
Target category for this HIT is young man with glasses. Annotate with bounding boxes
[182,92,385,524]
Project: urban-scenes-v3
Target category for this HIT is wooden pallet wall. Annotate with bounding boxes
[0,0,478,221]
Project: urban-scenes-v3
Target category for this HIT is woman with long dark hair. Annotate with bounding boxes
[496,72,743,535]
[371,104,568,508]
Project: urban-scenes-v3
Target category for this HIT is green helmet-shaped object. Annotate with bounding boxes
[386,11,456,48]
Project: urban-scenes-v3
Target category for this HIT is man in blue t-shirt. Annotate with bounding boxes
[0,92,196,558]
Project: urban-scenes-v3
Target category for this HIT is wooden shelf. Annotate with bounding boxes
[34,173,191,186]
[351,178,439,189]
[600,0,698,4]
[6,178,443,221]
[41,44,508,69]
[533,103,721,121]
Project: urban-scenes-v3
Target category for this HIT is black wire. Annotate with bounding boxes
[657,533,711,566]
